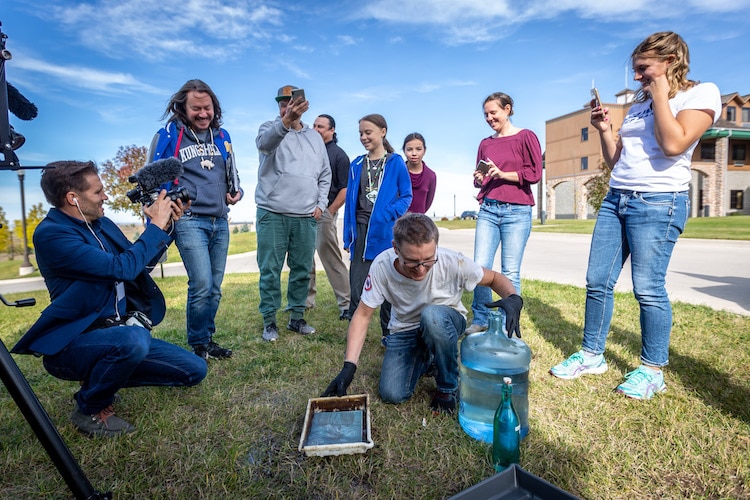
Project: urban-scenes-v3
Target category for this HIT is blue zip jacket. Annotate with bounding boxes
[343,153,413,261]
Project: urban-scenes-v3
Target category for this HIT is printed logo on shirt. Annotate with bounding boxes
[364,275,373,291]
[622,104,653,126]
[179,143,220,163]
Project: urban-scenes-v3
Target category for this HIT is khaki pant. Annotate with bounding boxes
[306,209,350,312]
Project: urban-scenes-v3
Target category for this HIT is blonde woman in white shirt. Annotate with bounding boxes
[550,32,722,400]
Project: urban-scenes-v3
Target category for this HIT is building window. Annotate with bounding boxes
[730,190,744,209]
[700,142,715,160]
[743,108,750,123]
[726,106,736,122]
[581,127,589,141]
[732,144,746,163]
[581,157,588,170]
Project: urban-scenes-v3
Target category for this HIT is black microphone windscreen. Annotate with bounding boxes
[133,157,184,191]
[7,83,38,121]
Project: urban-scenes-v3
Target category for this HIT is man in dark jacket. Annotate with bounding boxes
[12,161,207,437]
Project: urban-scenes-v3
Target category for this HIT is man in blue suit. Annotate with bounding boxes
[12,161,207,437]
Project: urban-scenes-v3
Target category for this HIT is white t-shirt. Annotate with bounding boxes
[610,82,722,192]
[360,247,485,334]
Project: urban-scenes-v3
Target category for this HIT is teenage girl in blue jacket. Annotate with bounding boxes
[343,113,412,335]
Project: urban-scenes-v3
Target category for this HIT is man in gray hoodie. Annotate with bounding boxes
[255,85,331,341]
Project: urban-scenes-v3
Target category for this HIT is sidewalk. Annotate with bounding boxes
[2,229,748,316]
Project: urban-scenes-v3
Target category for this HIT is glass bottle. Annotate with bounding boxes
[493,376,520,472]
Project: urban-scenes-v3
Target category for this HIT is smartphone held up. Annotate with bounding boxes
[292,88,306,102]
[590,87,602,110]
[476,159,491,175]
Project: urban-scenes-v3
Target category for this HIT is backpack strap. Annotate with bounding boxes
[174,126,184,156]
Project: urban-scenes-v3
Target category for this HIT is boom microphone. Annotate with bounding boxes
[126,157,188,207]
[129,157,183,191]
[7,82,38,121]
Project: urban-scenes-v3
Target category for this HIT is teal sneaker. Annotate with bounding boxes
[550,350,608,379]
[616,365,666,400]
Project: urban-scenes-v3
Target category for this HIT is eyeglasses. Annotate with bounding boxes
[400,257,438,269]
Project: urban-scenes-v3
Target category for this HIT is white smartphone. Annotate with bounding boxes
[476,160,491,174]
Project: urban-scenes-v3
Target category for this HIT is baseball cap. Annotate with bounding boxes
[275,85,298,102]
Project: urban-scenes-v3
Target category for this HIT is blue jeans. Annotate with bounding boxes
[43,326,207,414]
[582,189,689,367]
[471,200,531,327]
[174,214,230,347]
[379,305,466,403]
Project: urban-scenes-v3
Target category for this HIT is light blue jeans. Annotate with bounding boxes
[470,200,531,327]
[582,189,689,367]
[379,305,466,403]
[173,214,230,347]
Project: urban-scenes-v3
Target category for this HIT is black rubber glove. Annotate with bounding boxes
[321,361,357,397]
[486,294,524,339]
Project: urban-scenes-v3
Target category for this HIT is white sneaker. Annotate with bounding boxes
[550,350,608,379]
[464,323,487,335]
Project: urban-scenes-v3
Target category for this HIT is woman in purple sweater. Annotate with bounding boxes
[403,132,436,214]
[465,92,542,334]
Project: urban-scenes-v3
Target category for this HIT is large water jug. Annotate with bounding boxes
[459,310,531,442]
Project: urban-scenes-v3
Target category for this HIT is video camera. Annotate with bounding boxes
[126,157,190,206]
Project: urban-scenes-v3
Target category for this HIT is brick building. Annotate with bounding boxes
[544,90,750,219]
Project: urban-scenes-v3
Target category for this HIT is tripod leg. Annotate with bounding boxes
[0,340,110,499]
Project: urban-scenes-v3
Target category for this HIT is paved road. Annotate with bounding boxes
[2,229,748,316]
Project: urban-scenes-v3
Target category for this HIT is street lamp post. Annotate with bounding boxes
[17,169,33,275]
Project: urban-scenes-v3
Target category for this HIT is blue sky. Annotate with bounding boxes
[2,0,749,225]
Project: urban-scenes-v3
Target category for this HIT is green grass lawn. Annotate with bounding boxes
[531,215,750,239]
[1,276,748,498]
[437,215,750,240]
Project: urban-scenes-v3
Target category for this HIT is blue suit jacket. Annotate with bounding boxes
[12,209,172,356]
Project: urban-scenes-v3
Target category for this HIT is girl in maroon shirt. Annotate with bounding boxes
[402,132,437,214]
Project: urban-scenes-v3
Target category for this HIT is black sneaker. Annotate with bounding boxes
[339,309,351,321]
[430,391,457,415]
[287,318,316,335]
[262,323,279,342]
[193,341,233,360]
[71,406,135,437]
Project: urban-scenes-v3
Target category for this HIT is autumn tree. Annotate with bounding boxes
[0,206,9,253]
[100,145,148,224]
[586,160,613,213]
[12,202,47,252]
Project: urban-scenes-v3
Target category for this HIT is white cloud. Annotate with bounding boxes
[13,56,163,95]
[337,35,358,46]
[46,0,284,61]
[356,0,750,44]
[278,60,311,80]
